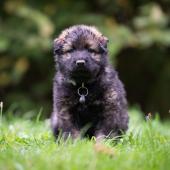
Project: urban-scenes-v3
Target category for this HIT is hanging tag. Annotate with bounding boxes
[77,82,88,104]
[79,95,85,104]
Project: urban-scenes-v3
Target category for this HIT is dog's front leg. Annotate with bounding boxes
[94,112,127,141]
[51,111,80,140]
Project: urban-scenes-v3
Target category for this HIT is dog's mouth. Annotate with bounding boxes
[70,68,92,82]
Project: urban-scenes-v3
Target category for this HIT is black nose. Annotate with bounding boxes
[76,60,85,66]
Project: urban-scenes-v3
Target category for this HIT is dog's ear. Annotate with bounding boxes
[101,36,109,47]
[99,36,109,53]
[53,38,64,55]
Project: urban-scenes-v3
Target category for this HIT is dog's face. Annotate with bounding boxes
[54,25,109,83]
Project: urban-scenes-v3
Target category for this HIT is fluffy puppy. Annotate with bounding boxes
[51,25,128,140]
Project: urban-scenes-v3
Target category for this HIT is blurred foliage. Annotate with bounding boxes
[0,0,170,118]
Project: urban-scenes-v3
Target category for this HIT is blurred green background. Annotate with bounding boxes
[0,0,170,119]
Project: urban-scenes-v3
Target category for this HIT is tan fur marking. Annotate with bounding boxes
[91,54,101,62]
[86,39,98,49]
[105,67,111,73]
[105,88,118,102]
[57,25,104,41]
[63,42,72,52]
[62,53,71,60]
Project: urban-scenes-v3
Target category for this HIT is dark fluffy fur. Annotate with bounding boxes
[51,25,128,140]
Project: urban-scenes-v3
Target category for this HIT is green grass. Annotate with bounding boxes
[0,109,170,170]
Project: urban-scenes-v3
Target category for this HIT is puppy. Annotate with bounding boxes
[51,25,128,140]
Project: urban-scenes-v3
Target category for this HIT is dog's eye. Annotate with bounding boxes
[54,46,63,55]
[65,49,74,53]
[54,49,61,55]
[88,48,98,54]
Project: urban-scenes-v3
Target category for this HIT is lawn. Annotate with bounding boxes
[0,109,170,170]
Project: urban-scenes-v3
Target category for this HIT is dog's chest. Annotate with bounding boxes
[61,83,105,126]
[69,90,104,127]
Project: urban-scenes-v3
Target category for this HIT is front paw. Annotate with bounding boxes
[95,133,106,142]
[62,130,80,140]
